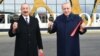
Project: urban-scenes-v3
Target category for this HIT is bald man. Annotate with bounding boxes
[48,3,86,56]
[8,3,44,56]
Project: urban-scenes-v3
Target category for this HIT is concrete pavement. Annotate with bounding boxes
[0,33,100,56]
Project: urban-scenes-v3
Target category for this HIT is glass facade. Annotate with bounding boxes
[0,0,99,14]
[0,0,100,27]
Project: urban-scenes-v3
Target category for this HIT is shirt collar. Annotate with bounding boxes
[22,15,30,23]
[22,15,30,19]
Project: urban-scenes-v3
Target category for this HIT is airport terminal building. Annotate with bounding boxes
[0,0,100,31]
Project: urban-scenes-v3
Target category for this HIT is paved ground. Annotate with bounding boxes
[0,32,100,56]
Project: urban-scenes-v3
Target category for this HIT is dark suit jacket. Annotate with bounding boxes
[48,13,86,56]
[8,15,43,56]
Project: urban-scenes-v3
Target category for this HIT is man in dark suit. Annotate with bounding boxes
[8,3,44,56]
[48,3,87,56]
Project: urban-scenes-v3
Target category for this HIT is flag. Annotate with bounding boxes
[70,21,82,37]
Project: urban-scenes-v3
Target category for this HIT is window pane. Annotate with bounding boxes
[36,7,47,13]
[0,14,5,23]
[4,4,14,12]
[48,5,56,13]
[4,0,14,4]
[80,5,86,13]
[57,0,67,4]
[57,5,62,13]
[86,0,95,4]
[26,0,33,4]
[86,5,94,14]
[15,0,25,4]
[0,5,4,11]
[15,4,21,13]
[96,5,100,13]
[79,0,86,4]
[47,0,56,4]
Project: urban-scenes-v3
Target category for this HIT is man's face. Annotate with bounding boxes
[21,4,30,16]
[62,3,72,16]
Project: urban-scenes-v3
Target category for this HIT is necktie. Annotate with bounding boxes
[25,18,29,24]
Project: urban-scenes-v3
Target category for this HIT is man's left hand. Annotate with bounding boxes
[38,49,44,56]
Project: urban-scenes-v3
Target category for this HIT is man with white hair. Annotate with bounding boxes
[48,2,86,56]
